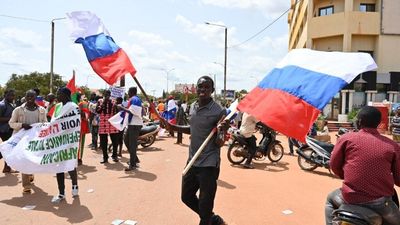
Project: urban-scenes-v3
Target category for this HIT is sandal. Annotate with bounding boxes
[22,188,32,194]
[51,194,65,203]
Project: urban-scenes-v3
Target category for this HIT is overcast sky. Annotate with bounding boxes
[0,0,290,96]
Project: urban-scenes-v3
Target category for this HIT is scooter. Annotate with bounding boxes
[108,122,160,152]
[296,136,333,171]
[227,122,284,164]
[332,190,399,225]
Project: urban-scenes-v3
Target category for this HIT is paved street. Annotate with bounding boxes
[0,133,398,225]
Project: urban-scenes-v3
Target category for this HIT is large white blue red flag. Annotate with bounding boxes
[66,11,136,85]
[238,49,377,141]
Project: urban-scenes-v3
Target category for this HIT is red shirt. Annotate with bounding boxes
[330,128,400,204]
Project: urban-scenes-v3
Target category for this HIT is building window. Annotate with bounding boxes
[360,4,375,12]
[319,6,334,16]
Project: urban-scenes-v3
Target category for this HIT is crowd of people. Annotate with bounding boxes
[1,74,400,225]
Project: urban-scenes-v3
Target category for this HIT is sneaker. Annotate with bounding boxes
[100,159,108,164]
[72,185,79,197]
[124,166,137,172]
[51,194,65,203]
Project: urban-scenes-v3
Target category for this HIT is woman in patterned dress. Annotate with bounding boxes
[96,90,120,163]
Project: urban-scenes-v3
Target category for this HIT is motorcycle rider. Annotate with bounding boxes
[239,112,259,169]
[325,106,400,225]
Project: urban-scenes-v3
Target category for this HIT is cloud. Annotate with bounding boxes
[0,27,47,51]
[175,14,238,48]
[128,30,173,47]
[200,0,290,17]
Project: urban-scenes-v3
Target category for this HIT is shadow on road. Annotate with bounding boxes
[76,164,98,180]
[254,161,289,172]
[0,173,19,187]
[0,185,93,223]
[305,170,338,179]
[139,146,163,152]
[217,179,236,189]
[119,170,157,181]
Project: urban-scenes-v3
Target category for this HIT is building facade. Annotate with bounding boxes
[288,0,400,120]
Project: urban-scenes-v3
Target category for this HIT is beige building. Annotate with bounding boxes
[288,0,400,120]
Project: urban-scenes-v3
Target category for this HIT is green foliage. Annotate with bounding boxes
[5,72,66,97]
[348,108,361,122]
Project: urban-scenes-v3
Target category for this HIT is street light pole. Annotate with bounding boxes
[50,17,66,93]
[163,68,175,94]
[205,22,228,102]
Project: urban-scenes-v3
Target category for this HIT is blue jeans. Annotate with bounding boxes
[325,188,400,225]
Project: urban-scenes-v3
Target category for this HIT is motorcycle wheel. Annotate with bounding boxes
[141,135,156,148]
[227,142,247,165]
[297,148,318,171]
[267,143,284,162]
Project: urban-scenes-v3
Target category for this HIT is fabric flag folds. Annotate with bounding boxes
[66,74,79,103]
[66,11,136,85]
[238,49,377,141]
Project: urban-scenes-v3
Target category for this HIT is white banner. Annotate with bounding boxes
[110,86,125,99]
[0,102,80,174]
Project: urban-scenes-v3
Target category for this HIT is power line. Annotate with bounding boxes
[230,0,301,49]
[0,14,49,23]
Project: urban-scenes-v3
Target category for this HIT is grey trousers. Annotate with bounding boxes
[325,188,400,225]
[125,125,142,167]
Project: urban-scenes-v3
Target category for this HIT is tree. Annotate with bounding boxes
[5,72,66,97]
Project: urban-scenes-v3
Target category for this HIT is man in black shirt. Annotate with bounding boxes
[0,89,16,173]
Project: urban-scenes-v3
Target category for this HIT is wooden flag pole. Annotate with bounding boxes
[131,75,167,127]
[182,108,237,176]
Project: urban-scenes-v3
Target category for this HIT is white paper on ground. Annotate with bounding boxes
[282,209,293,215]
[87,189,94,193]
[123,220,137,225]
[22,205,36,210]
[111,219,124,225]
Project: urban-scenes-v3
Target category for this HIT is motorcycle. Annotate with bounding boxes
[227,123,284,164]
[332,190,399,225]
[108,122,160,152]
[296,136,333,171]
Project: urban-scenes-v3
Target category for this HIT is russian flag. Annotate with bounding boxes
[67,11,136,85]
[238,49,377,141]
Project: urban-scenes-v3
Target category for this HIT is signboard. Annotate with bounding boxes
[221,90,235,100]
[110,86,125,99]
[175,83,196,93]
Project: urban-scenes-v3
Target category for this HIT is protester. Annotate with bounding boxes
[9,89,47,194]
[157,100,165,117]
[117,87,143,171]
[51,87,79,203]
[96,90,120,163]
[325,106,400,225]
[88,92,97,148]
[391,107,400,143]
[0,89,16,173]
[89,95,100,150]
[175,100,186,144]
[173,76,228,225]
[166,96,177,137]
[239,112,259,169]
[46,93,57,121]
[116,97,125,156]
[78,94,90,165]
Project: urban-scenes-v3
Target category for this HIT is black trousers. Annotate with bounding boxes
[181,166,220,225]
[99,133,120,161]
[124,125,142,167]
[0,131,13,170]
[245,135,257,164]
[56,168,78,195]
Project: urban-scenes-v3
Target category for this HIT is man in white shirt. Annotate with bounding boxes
[118,87,143,171]
[239,112,259,169]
